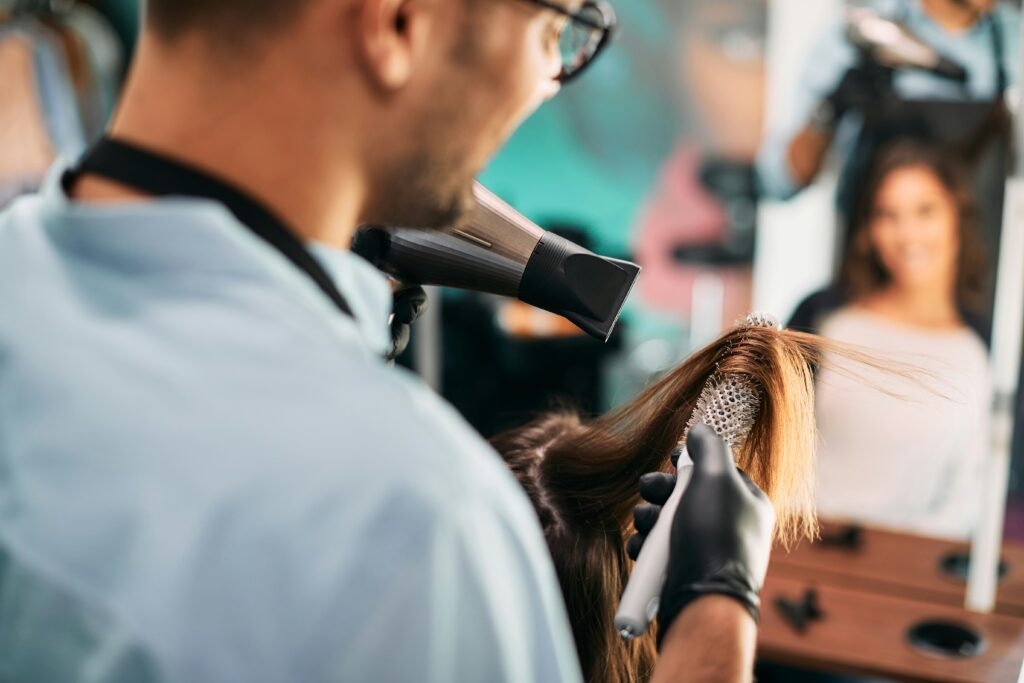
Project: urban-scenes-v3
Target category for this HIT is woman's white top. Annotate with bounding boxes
[815,307,991,541]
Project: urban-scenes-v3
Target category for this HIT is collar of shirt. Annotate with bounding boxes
[38,160,394,357]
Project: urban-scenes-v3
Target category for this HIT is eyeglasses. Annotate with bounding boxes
[522,0,617,84]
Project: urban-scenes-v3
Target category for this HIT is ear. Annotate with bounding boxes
[355,0,433,90]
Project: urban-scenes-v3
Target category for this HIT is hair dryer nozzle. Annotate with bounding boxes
[353,183,640,342]
[519,233,640,341]
[846,7,968,83]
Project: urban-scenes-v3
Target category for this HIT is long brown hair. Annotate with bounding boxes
[843,141,988,314]
[492,323,837,683]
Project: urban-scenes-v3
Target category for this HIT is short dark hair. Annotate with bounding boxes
[844,141,988,314]
[145,0,312,42]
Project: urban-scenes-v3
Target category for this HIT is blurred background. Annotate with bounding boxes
[4,0,1024,678]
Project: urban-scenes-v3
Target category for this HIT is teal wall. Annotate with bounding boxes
[480,0,678,257]
[96,0,140,50]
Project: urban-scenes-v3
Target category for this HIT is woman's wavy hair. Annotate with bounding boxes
[491,322,853,683]
[843,141,988,314]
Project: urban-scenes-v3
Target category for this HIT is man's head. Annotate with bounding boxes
[142,0,589,230]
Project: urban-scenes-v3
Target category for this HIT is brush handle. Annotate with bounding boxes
[615,454,695,640]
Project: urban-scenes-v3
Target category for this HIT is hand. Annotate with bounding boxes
[656,425,775,647]
[824,62,894,120]
[386,285,428,361]
[625,450,680,562]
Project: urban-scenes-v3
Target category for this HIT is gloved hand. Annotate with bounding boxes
[386,285,428,361]
[625,450,680,562]
[824,61,894,120]
[627,426,775,648]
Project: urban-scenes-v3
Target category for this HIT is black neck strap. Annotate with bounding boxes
[62,137,355,320]
[988,11,1007,97]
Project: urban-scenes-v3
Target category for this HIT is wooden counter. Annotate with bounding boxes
[759,574,1024,682]
[770,521,1024,617]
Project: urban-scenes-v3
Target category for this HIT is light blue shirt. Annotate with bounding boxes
[0,163,583,683]
[758,0,1021,200]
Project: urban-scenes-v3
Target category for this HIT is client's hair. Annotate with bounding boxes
[492,323,831,683]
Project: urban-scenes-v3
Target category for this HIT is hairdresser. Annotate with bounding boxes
[758,0,1019,202]
[0,0,776,681]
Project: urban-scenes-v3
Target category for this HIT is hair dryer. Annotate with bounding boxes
[846,7,968,82]
[353,183,640,342]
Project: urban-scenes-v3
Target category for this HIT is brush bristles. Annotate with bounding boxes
[685,374,760,453]
[744,312,782,330]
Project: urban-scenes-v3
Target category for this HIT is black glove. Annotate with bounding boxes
[628,426,775,648]
[626,449,681,562]
[823,61,894,121]
[386,285,428,361]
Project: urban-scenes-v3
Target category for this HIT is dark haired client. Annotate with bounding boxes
[801,143,991,541]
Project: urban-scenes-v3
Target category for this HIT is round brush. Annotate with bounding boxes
[614,313,779,640]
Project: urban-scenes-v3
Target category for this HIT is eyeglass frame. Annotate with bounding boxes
[521,0,617,84]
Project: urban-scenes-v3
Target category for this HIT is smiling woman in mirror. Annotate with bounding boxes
[812,140,991,541]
